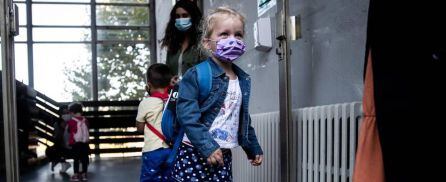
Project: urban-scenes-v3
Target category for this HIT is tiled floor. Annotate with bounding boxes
[21,157,141,182]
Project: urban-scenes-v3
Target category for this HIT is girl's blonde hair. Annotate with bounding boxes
[201,6,245,39]
[199,6,246,55]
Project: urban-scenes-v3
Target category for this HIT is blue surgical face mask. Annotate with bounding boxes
[175,18,192,31]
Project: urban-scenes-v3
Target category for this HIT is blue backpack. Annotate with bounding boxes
[161,60,212,166]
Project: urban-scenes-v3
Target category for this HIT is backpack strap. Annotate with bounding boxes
[71,117,85,123]
[143,105,167,143]
[145,123,167,142]
[165,128,184,167]
[196,61,212,102]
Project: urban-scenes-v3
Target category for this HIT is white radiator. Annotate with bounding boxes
[299,102,362,182]
[232,111,280,182]
[232,102,362,182]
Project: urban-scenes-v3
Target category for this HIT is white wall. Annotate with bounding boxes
[203,0,368,113]
[155,0,174,64]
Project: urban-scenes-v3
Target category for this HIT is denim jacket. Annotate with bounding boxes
[176,58,264,159]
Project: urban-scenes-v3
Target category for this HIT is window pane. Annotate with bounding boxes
[15,28,27,42]
[34,44,92,102]
[34,28,91,42]
[33,4,91,26]
[96,0,149,3]
[98,29,149,41]
[96,5,149,26]
[16,3,26,26]
[97,43,149,101]
[15,43,28,84]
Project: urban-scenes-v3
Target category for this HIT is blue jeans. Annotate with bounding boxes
[140,148,172,182]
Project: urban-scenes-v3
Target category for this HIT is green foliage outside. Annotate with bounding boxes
[65,1,150,101]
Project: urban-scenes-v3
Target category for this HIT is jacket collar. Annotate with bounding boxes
[206,57,250,79]
[232,62,249,80]
[206,58,225,78]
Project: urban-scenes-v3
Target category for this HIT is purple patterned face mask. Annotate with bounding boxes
[212,37,246,62]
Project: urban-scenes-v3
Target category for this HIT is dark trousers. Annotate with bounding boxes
[71,142,89,173]
[140,148,172,182]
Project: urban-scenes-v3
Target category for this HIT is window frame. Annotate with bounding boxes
[13,0,154,101]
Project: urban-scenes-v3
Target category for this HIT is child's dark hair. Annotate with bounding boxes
[146,63,173,88]
[68,102,83,114]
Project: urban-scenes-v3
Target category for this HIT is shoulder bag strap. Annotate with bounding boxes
[145,123,167,142]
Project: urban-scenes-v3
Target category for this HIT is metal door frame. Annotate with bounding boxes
[1,0,20,181]
[277,0,301,181]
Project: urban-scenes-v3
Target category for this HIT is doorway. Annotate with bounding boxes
[1,0,20,181]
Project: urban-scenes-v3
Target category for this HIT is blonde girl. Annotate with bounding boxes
[173,7,263,182]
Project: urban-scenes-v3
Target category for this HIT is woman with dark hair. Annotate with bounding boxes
[161,0,204,78]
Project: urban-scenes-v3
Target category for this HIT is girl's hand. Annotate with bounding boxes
[207,149,224,166]
[249,155,263,166]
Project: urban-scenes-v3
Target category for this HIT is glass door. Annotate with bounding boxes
[1,0,20,181]
[1,20,6,182]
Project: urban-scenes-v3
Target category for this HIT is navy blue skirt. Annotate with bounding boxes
[171,143,233,182]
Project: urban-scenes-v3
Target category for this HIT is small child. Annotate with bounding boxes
[60,105,73,173]
[67,102,90,181]
[173,6,263,182]
[136,63,173,182]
